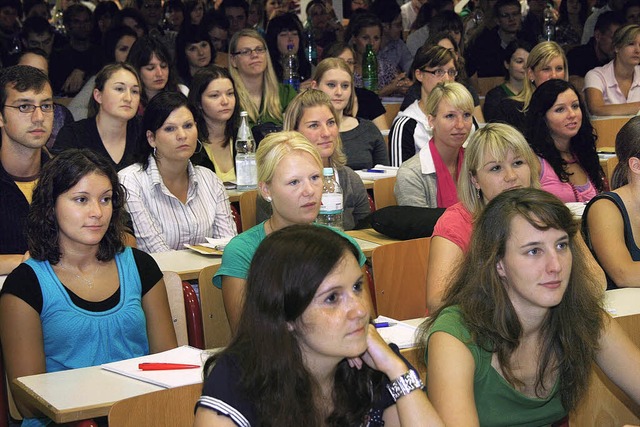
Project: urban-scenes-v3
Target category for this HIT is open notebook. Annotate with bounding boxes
[101,345,211,388]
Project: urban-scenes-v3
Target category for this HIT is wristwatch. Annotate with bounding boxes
[386,369,424,402]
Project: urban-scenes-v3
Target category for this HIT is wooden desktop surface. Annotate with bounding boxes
[150,250,221,281]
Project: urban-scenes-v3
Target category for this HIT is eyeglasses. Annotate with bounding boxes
[420,68,458,78]
[232,46,267,57]
[5,103,55,114]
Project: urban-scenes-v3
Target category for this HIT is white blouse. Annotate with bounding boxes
[118,155,237,253]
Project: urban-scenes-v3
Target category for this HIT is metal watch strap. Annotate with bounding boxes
[386,369,423,402]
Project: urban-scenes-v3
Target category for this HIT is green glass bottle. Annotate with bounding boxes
[362,44,378,93]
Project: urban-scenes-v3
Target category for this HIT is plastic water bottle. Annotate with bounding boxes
[235,111,257,191]
[316,167,343,230]
[362,44,378,93]
[543,5,556,41]
[282,43,300,91]
[305,24,317,66]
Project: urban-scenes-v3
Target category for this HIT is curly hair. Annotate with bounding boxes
[203,224,385,426]
[27,149,127,264]
[419,188,605,412]
[524,79,605,192]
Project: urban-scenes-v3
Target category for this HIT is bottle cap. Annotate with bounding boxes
[323,167,334,176]
[240,111,248,117]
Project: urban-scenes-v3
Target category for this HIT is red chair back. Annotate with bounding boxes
[182,282,204,349]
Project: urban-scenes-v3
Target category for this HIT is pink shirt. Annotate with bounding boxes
[433,202,474,253]
[584,60,640,106]
[539,157,597,203]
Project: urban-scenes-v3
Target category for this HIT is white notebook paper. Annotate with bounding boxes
[101,345,210,388]
[375,316,419,349]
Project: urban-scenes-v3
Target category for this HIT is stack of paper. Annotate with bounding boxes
[101,345,210,388]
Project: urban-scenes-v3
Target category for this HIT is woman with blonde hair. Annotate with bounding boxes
[389,45,459,167]
[212,131,366,333]
[275,89,371,230]
[311,58,389,171]
[426,123,540,312]
[228,28,297,127]
[394,81,474,208]
[496,41,568,132]
[585,24,640,116]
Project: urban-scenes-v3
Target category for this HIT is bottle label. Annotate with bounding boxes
[320,193,343,214]
[283,78,300,91]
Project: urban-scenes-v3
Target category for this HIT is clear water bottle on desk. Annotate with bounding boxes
[235,111,257,191]
[282,43,300,91]
[362,44,378,93]
[316,167,343,231]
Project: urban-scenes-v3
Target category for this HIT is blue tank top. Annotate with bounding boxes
[25,247,149,373]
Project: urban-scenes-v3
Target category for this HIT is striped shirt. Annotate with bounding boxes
[118,155,237,253]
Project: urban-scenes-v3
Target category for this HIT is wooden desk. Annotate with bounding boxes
[347,228,402,246]
[151,250,221,281]
[14,367,165,424]
[228,182,373,200]
[569,289,640,425]
[13,317,425,424]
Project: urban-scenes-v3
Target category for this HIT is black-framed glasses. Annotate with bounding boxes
[231,46,267,57]
[420,68,458,78]
[5,103,55,114]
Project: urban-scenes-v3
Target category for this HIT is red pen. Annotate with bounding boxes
[138,362,200,371]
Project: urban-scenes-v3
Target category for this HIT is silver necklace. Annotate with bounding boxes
[57,262,101,288]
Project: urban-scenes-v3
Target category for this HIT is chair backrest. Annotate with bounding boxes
[162,271,189,346]
[373,177,397,210]
[476,76,505,96]
[371,238,431,320]
[592,117,631,150]
[182,281,204,349]
[239,190,258,232]
[198,264,232,349]
[384,102,401,126]
[605,156,619,188]
[108,383,202,427]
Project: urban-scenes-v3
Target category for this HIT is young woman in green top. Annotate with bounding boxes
[228,28,296,127]
[421,188,640,426]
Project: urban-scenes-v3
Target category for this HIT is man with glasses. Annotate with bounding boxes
[0,65,54,275]
[465,0,535,78]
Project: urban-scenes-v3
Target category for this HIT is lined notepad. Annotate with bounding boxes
[101,346,210,388]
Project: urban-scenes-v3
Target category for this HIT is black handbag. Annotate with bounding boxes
[370,206,446,240]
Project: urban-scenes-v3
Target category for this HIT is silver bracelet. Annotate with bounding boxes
[386,370,423,402]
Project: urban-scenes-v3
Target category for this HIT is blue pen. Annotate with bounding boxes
[366,169,385,173]
[374,321,397,328]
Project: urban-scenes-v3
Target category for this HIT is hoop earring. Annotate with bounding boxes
[476,187,481,199]
[194,139,204,154]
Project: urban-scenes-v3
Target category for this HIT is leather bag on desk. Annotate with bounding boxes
[370,206,446,240]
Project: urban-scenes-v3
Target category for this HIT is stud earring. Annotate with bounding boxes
[265,196,272,202]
